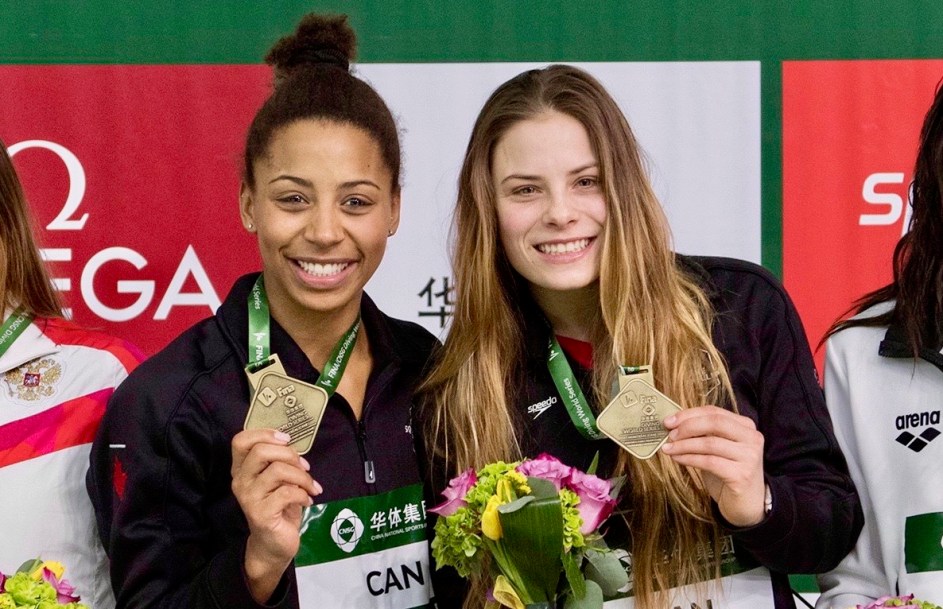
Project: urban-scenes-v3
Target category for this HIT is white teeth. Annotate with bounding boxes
[537,238,590,255]
[297,260,349,276]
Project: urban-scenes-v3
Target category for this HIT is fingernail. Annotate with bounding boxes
[668,430,677,441]
[312,480,323,495]
[664,415,677,426]
[299,457,310,471]
[307,495,314,506]
[273,431,291,443]
[661,442,673,452]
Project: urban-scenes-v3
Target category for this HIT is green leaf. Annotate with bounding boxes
[499,495,565,602]
[562,550,586,599]
[15,558,41,574]
[584,549,630,597]
[525,476,559,499]
[563,579,604,609]
[498,495,537,514]
[587,451,600,476]
[608,475,626,500]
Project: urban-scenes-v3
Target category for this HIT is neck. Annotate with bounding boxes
[265,288,366,370]
[531,283,599,342]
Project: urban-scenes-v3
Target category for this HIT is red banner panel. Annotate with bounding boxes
[2,65,271,355]
[783,60,943,373]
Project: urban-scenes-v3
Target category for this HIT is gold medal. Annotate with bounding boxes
[244,371,328,455]
[245,353,287,393]
[596,376,682,460]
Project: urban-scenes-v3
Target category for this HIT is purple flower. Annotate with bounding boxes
[516,453,573,490]
[565,469,616,534]
[429,467,477,517]
[0,571,6,590]
[41,567,80,604]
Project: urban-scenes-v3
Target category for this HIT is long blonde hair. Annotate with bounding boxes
[421,65,735,608]
[0,140,63,318]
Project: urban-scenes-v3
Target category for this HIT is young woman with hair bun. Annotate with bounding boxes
[88,14,437,609]
[418,65,863,609]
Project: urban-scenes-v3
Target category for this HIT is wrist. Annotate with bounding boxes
[244,537,291,603]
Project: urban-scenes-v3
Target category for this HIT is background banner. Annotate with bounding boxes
[4,1,943,599]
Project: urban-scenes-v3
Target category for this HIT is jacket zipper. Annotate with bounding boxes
[353,362,398,490]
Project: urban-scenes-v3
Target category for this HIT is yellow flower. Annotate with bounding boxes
[492,575,525,609]
[481,495,503,540]
[31,560,64,580]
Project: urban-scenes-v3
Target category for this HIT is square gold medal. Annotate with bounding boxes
[596,377,682,460]
[244,372,328,455]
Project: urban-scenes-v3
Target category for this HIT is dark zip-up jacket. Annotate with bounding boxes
[420,256,863,609]
[87,273,438,609]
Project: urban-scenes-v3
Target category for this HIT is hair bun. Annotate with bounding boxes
[266,13,356,75]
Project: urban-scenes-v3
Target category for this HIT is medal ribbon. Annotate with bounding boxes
[0,307,34,359]
[547,335,605,441]
[246,276,360,397]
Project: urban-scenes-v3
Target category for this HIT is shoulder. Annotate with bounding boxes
[362,294,441,368]
[677,255,790,313]
[37,317,145,374]
[826,302,893,357]
[109,314,238,420]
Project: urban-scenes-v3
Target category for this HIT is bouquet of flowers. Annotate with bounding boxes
[0,559,88,609]
[430,453,627,609]
[850,595,942,609]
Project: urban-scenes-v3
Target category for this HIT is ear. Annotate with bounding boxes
[239,182,256,232]
[388,190,401,236]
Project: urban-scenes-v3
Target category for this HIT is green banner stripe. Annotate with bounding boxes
[4,2,943,64]
[296,484,427,566]
[905,512,943,574]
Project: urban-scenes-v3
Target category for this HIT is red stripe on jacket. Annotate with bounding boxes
[0,388,112,468]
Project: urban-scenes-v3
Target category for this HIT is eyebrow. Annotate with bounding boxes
[499,163,599,186]
[268,176,383,190]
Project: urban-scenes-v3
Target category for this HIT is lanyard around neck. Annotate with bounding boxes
[547,335,605,441]
[0,308,34,360]
[247,276,360,397]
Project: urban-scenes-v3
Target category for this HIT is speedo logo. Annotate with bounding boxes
[527,396,557,419]
[895,410,941,453]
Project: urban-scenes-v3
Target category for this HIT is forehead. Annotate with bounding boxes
[491,111,596,175]
[258,119,392,184]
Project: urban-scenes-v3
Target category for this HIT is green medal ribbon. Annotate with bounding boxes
[246,276,360,397]
[547,335,605,441]
[0,307,34,359]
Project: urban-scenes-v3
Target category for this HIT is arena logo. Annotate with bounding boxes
[895,410,941,453]
[9,140,222,323]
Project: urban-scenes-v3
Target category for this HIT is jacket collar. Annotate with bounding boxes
[215,273,402,381]
[879,322,943,374]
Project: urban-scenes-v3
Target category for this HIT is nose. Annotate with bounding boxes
[304,204,344,248]
[542,189,578,227]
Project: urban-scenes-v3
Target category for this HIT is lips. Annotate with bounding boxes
[295,259,351,277]
[535,238,592,255]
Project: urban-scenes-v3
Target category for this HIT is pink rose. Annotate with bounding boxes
[516,453,573,490]
[565,469,616,534]
[859,595,919,609]
[41,568,80,604]
[429,467,477,517]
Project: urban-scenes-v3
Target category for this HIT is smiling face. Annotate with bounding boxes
[491,111,607,305]
[240,119,400,325]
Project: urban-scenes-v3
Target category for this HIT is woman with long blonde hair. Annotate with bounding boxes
[419,65,861,609]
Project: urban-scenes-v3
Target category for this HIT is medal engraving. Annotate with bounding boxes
[597,377,682,460]
[244,371,328,455]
